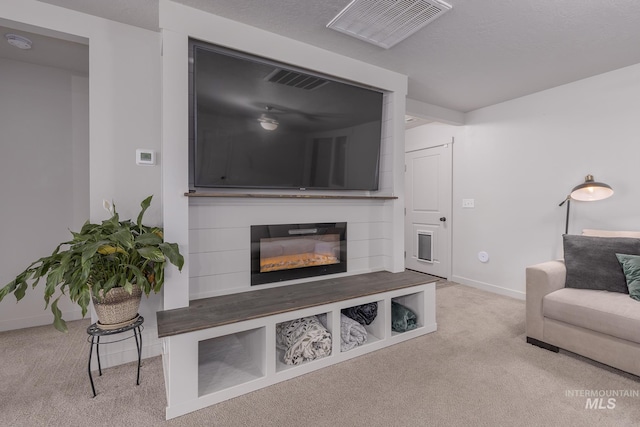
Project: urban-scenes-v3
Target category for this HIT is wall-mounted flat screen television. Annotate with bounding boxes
[189,39,385,191]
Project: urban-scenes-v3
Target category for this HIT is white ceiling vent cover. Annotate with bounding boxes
[327,0,452,49]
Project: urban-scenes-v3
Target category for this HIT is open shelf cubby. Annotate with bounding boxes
[275,311,333,373]
[340,299,384,352]
[391,292,424,336]
[198,327,266,396]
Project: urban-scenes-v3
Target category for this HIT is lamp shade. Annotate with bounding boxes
[570,175,613,202]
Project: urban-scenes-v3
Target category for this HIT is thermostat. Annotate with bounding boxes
[136,149,156,165]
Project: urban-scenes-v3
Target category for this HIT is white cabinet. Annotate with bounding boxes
[159,272,436,420]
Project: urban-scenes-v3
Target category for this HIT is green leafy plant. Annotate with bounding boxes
[0,195,184,332]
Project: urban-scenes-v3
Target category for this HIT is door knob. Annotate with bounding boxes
[440,217,446,222]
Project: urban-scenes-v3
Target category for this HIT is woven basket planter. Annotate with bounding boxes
[92,284,142,329]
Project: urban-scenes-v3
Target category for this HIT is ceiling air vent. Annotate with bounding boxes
[265,68,329,90]
[327,0,452,49]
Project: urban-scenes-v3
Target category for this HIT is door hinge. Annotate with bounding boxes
[404,207,406,215]
[404,251,406,259]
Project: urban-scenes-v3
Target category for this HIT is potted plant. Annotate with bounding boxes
[0,195,184,332]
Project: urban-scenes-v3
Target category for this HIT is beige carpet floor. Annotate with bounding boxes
[1,282,639,427]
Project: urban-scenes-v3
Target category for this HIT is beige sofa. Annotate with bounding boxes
[526,229,640,377]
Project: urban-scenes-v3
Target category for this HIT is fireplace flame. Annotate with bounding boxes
[260,252,339,273]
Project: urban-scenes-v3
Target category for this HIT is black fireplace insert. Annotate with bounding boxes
[251,222,347,285]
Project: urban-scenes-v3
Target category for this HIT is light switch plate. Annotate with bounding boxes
[462,199,475,208]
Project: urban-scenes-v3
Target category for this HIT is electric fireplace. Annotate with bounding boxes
[251,222,347,285]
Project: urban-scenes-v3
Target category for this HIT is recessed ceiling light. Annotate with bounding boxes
[5,33,33,50]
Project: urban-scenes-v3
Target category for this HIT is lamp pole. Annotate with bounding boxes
[559,196,571,235]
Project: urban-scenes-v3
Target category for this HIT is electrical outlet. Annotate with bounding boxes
[462,199,475,208]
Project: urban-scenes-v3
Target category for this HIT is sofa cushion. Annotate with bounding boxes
[582,229,640,238]
[563,234,640,293]
[616,253,640,301]
[543,288,640,344]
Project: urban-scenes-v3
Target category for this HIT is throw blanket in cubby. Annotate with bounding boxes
[316,313,368,352]
[276,316,332,365]
[341,302,378,325]
[391,301,418,333]
[339,313,368,351]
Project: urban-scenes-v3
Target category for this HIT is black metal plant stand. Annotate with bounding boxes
[86,316,144,397]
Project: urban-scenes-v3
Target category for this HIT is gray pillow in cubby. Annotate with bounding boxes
[563,234,640,294]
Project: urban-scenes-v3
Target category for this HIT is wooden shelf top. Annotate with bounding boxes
[156,270,436,337]
[184,192,397,200]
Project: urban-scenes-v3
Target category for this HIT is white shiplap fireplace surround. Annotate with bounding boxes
[159,0,411,418]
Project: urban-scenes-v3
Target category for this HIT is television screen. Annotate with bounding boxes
[190,40,384,191]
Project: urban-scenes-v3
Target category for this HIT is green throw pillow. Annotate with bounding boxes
[615,253,640,301]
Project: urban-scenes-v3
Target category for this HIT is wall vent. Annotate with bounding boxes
[265,69,329,90]
[327,0,452,49]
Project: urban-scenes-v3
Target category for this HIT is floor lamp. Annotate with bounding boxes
[559,175,614,234]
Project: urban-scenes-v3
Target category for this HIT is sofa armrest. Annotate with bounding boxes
[525,260,566,341]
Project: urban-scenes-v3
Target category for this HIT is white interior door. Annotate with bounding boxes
[405,144,452,278]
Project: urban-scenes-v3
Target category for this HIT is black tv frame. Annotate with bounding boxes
[188,38,385,192]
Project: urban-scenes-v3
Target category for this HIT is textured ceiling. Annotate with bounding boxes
[31,0,640,112]
[0,21,88,75]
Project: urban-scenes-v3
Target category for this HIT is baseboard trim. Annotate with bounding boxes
[0,309,85,332]
[527,336,559,353]
[451,275,525,300]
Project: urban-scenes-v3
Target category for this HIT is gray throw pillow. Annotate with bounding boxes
[563,235,640,293]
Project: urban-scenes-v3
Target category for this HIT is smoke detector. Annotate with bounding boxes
[327,0,452,49]
[5,33,33,50]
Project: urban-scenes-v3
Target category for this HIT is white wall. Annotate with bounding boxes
[406,98,465,126]
[0,0,162,226]
[405,122,463,152]
[0,0,406,364]
[15,0,635,366]
[0,1,162,366]
[452,62,640,299]
[160,0,408,304]
[0,58,88,331]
